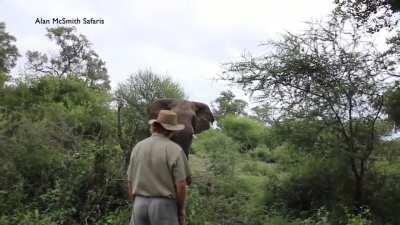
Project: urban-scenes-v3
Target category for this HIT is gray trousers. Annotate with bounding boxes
[130,196,179,225]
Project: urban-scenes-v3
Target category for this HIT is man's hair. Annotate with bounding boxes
[151,122,173,136]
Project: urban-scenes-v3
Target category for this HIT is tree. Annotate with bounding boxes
[383,82,400,129]
[250,103,274,124]
[0,22,19,86]
[223,18,399,206]
[334,0,400,32]
[115,70,186,167]
[26,26,110,90]
[212,90,248,119]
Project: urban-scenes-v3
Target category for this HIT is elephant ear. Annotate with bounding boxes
[192,101,214,134]
[148,98,177,119]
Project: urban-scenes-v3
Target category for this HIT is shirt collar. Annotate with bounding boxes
[151,132,168,138]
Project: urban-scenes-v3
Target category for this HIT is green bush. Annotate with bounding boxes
[95,207,131,225]
[268,119,331,152]
[0,210,57,225]
[219,115,268,152]
[187,178,267,225]
[241,160,272,176]
[193,129,239,177]
[368,158,400,224]
[190,129,269,225]
[263,145,348,217]
[250,145,276,163]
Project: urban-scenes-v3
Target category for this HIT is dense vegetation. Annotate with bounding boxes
[1,1,400,224]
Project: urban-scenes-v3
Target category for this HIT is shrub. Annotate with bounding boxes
[250,145,276,163]
[187,178,266,225]
[193,129,239,177]
[241,161,272,176]
[263,146,348,217]
[0,210,57,225]
[95,207,131,225]
[219,115,267,152]
[368,158,400,224]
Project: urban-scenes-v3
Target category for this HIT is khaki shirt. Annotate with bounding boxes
[127,133,191,199]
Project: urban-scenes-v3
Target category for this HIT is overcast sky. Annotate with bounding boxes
[1,0,335,105]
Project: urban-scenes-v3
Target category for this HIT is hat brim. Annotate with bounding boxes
[148,119,185,131]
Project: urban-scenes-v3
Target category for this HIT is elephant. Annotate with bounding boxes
[148,98,215,157]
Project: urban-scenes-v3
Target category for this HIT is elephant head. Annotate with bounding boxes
[148,99,214,156]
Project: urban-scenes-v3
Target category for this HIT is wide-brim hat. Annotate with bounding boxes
[148,110,185,131]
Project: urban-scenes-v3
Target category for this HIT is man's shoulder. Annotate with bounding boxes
[136,137,149,145]
[133,137,152,149]
[153,135,182,153]
[137,134,182,153]
[163,141,185,161]
[165,139,182,152]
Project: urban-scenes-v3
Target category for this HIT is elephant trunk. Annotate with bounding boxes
[171,128,193,157]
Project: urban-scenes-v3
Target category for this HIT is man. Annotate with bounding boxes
[127,110,191,225]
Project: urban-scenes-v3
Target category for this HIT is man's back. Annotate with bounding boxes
[127,133,190,199]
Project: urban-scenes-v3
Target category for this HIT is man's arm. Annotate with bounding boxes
[128,181,134,201]
[171,147,191,225]
[175,179,187,225]
[127,144,138,202]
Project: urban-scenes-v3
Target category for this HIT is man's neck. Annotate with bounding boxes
[152,131,172,139]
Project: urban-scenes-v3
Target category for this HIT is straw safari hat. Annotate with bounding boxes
[148,110,185,131]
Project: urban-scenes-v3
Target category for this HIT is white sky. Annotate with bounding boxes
[1,0,334,105]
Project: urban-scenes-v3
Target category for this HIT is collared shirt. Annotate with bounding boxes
[127,133,191,199]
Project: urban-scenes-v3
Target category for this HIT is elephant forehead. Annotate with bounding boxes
[175,111,195,122]
[173,101,194,110]
[169,105,194,115]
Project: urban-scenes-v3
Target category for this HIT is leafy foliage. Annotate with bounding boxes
[334,0,399,32]
[26,26,110,90]
[384,82,400,129]
[212,90,248,119]
[0,69,124,224]
[0,22,19,74]
[251,103,274,124]
[0,22,19,88]
[193,129,239,177]
[224,17,399,206]
[219,115,267,152]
